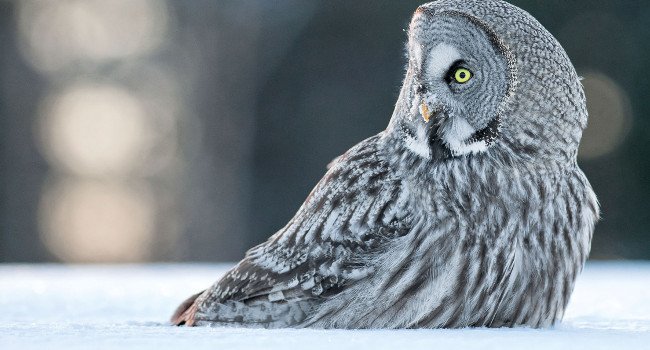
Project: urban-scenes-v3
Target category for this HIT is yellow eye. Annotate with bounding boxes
[453,68,472,84]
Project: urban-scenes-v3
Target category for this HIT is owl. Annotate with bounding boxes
[172,0,599,329]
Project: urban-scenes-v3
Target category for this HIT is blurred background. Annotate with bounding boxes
[0,0,647,263]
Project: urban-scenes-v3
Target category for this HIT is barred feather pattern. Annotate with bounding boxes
[172,0,600,329]
[303,137,598,328]
[185,134,412,327]
[177,131,598,328]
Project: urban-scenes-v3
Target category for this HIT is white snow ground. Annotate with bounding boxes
[1,262,649,350]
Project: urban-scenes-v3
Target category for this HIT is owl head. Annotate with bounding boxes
[389,0,588,165]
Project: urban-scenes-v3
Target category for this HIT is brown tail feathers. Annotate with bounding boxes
[170,291,203,326]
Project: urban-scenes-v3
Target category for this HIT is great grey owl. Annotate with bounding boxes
[172,0,599,329]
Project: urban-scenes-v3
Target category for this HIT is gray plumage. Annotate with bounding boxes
[172,0,599,329]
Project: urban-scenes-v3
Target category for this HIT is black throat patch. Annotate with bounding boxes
[467,115,501,147]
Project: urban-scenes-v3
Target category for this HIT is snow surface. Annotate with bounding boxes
[1,262,649,350]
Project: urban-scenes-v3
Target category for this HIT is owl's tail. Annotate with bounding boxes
[170,291,204,326]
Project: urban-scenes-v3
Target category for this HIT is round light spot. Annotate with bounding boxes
[39,179,155,263]
[579,72,632,160]
[38,83,153,176]
[17,0,168,72]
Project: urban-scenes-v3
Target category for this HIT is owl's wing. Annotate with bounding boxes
[172,133,411,327]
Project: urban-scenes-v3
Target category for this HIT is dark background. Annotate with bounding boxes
[0,0,648,263]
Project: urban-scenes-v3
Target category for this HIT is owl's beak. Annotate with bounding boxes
[420,102,432,123]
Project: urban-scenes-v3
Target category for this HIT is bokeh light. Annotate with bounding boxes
[39,179,155,263]
[18,0,180,263]
[579,72,632,159]
[38,84,153,176]
[17,0,168,73]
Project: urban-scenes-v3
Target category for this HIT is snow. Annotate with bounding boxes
[1,262,649,350]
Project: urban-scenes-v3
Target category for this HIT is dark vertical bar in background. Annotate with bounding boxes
[0,0,8,262]
[0,1,51,262]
